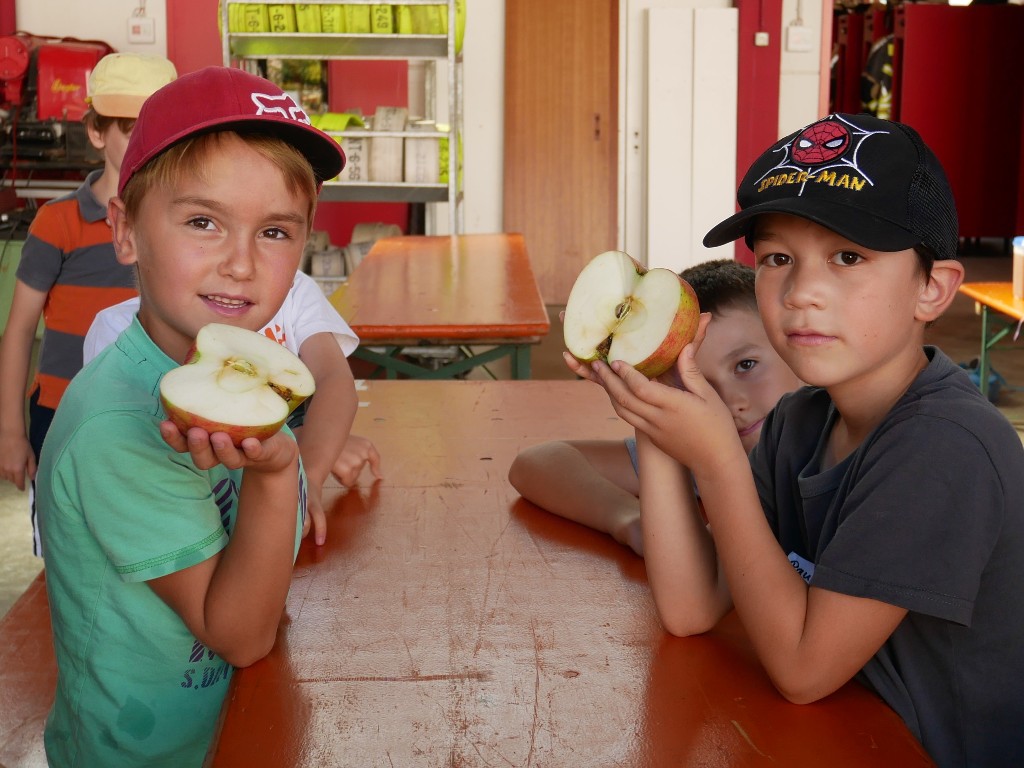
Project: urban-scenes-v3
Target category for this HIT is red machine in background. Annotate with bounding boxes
[0,33,112,166]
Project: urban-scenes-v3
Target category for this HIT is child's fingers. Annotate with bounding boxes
[209,432,247,470]
[365,444,383,479]
[593,361,656,430]
[159,420,189,452]
[673,313,712,393]
[563,351,598,382]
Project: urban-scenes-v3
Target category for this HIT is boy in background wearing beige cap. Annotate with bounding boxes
[0,52,176,555]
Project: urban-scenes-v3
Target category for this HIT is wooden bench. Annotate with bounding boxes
[329,233,551,379]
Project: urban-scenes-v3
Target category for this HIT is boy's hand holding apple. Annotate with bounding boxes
[159,323,312,472]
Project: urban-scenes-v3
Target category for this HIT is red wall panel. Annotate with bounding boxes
[895,4,1024,238]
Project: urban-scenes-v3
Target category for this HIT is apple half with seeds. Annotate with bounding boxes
[563,250,700,378]
[160,323,315,445]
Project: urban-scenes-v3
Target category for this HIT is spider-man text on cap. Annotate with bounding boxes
[791,121,851,165]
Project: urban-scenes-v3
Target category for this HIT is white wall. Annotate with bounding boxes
[777,0,829,137]
[15,0,169,56]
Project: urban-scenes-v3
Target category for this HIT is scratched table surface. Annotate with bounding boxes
[329,233,551,344]
[206,380,932,767]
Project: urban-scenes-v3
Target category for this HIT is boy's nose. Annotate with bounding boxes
[783,264,824,309]
[221,239,256,279]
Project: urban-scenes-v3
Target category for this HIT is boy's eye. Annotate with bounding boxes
[759,253,791,267]
[736,358,757,375]
[187,217,214,231]
[261,227,291,240]
[831,250,863,266]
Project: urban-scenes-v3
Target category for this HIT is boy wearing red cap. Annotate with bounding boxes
[35,67,349,767]
[568,113,1024,766]
[0,52,177,555]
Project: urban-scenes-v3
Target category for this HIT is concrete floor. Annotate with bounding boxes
[2,246,1023,618]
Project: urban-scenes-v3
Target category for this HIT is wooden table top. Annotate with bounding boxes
[206,380,932,767]
[329,233,551,344]
[959,281,1024,321]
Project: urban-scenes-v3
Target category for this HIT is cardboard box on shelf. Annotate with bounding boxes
[369,106,408,183]
[404,119,440,183]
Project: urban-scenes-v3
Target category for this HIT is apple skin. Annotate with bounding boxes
[160,402,288,445]
[159,324,315,446]
[564,251,701,378]
[630,278,700,378]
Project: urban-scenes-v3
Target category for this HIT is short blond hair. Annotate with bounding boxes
[121,131,318,225]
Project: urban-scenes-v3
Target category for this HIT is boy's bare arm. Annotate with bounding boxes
[695,465,907,703]
[147,427,301,668]
[634,431,731,634]
[0,281,47,489]
[295,333,358,544]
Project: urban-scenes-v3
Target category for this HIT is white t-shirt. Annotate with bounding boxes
[83,271,359,364]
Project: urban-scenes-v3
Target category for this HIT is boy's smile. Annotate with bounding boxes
[112,134,310,364]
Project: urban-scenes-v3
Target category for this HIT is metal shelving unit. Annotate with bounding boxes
[222,0,463,234]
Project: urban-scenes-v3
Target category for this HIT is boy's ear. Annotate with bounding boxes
[916,258,965,323]
[85,121,106,152]
[108,197,138,266]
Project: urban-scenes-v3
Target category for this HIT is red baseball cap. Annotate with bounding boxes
[118,66,345,196]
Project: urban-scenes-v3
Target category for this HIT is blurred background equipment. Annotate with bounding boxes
[0,33,113,208]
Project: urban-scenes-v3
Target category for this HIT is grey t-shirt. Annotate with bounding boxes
[750,346,1024,767]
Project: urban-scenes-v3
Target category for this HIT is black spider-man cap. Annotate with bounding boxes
[703,113,959,261]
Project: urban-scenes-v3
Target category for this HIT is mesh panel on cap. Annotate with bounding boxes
[901,125,959,260]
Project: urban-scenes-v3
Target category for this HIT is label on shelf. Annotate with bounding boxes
[268,4,297,33]
[320,4,345,34]
[295,4,322,33]
[371,5,394,34]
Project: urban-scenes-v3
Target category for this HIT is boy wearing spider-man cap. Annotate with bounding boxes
[566,113,1024,766]
[35,67,347,767]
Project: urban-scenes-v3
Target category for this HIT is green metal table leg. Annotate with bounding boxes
[980,304,991,399]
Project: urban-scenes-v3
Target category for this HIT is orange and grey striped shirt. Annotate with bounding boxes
[16,171,137,410]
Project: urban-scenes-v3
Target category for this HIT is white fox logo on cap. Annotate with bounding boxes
[250,91,311,125]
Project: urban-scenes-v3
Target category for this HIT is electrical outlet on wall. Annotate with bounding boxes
[785,24,814,53]
[128,16,156,44]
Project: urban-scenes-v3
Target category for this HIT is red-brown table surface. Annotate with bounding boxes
[203,380,932,767]
[328,234,551,379]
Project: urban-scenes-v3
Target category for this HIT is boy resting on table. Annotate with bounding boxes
[568,113,1024,766]
[36,66,350,767]
[509,259,801,556]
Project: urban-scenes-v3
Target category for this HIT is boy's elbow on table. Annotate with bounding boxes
[217,633,277,669]
[655,600,725,638]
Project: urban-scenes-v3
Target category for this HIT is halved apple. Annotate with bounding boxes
[563,250,700,378]
[159,323,315,445]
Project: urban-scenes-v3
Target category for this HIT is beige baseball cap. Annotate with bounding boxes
[87,53,178,118]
